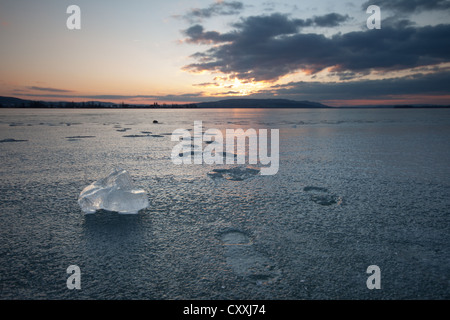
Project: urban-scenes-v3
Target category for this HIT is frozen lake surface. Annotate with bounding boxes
[0,108,449,299]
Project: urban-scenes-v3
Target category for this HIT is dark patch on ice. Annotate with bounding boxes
[65,136,96,139]
[304,186,343,206]
[123,133,165,138]
[310,195,342,206]
[0,138,28,143]
[178,151,238,160]
[141,131,152,134]
[123,134,150,138]
[207,166,260,181]
[116,128,131,132]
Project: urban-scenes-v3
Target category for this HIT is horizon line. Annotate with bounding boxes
[1,95,450,109]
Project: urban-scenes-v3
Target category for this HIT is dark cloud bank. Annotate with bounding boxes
[178,0,450,104]
[255,70,450,101]
[182,13,450,82]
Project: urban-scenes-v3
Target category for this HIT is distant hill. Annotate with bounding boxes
[0,96,118,108]
[1,96,449,109]
[0,96,31,107]
[0,96,331,109]
[196,99,331,108]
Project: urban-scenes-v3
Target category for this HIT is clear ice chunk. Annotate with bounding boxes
[78,168,149,214]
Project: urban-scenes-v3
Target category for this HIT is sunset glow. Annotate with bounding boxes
[1,0,449,107]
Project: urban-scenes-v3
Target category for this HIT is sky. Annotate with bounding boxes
[1,0,450,106]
